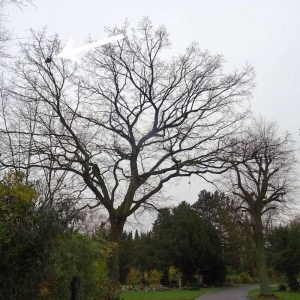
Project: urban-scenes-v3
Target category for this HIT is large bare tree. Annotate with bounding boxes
[0,19,253,296]
[223,119,296,296]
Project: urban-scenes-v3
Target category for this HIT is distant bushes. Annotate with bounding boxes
[230,272,258,284]
[126,267,162,287]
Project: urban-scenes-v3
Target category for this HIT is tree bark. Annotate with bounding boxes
[253,215,272,296]
[107,217,125,300]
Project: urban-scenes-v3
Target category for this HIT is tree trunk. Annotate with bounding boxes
[253,216,272,296]
[107,217,125,300]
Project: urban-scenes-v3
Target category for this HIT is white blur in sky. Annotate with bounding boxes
[7,0,300,217]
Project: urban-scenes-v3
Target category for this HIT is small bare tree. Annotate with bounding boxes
[223,119,296,296]
[0,19,253,296]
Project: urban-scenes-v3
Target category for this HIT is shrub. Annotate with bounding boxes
[126,267,143,286]
[144,269,162,285]
[278,284,287,291]
[231,272,257,284]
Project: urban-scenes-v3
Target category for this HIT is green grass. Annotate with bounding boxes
[121,288,218,300]
[248,288,300,300]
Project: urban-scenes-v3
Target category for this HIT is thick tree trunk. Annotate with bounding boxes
[107,217,125,300]
[253,216,272,296]
[255,239,272,296]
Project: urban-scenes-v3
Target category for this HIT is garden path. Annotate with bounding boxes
[196,284,258,300]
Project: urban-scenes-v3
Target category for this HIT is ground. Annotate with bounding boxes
[121,287,218,300]
[121,285,300,300]
[196,284,257,300]
[248,288,300,300]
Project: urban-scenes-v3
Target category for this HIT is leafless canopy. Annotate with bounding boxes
[0,19,253,223]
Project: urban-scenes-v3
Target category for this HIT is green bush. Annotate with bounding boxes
[0,172,66,300]
[39,234,110,300]
[0,171,112,300]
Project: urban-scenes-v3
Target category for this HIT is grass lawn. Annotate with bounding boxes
[248,288,300,300]
[121,287,218,300]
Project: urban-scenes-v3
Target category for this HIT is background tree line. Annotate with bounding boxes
[119,190,300,292]
[119,190,256,289]
[120,198,225,288]
[120,190,257,287]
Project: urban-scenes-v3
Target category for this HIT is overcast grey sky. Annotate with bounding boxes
[7,0,300,216]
